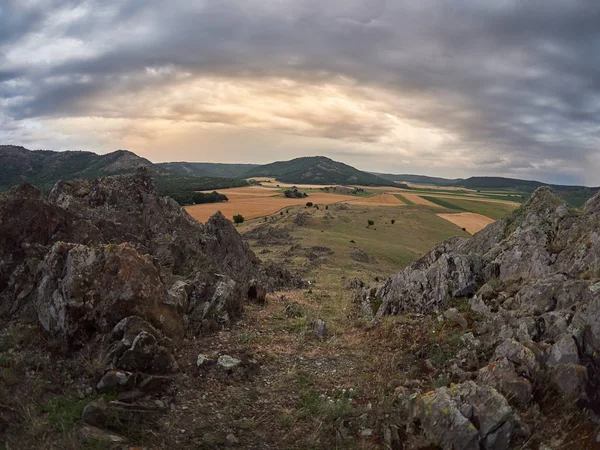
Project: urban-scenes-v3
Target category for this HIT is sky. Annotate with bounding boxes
[1,0,600,185]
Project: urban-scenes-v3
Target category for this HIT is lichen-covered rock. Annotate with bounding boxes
[493,339,539,379]
[411,381,523,450]
[35,243,181,339]
[477,359,533,405]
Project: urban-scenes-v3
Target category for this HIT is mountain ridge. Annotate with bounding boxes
[242,156,401,187]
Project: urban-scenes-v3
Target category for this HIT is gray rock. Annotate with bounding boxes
[217,355,242,370]
[81,401,162,432]
[35,242,182,339]
[107,317,178,375]
[412,387,479,450]
[96,370,132,392]
[547,334,579,366]
[549,364,588,398]
[493,339,539,378]
[313,319,328,339]
[444,307,468,329]
[477,358,533,405]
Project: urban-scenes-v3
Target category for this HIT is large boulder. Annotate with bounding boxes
[35,242,181,340]
[410,381,523,450]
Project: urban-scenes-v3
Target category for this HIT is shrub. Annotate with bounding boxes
[233,214,245,224]
[192,191,228,204]
[325,205,329,210]
[391,219,395,224]
[306,202,313,207]
[367,220,374,227]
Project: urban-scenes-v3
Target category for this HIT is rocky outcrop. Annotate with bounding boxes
[35,243,182,340]
[0,169,265,336]
[408,381,524,450]
[367,187,600,445]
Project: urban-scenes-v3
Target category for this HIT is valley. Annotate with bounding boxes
[185,181,522,235]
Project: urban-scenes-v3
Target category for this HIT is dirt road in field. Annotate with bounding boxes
[437,212,495,234]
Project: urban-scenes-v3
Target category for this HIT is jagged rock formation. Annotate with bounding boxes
[0,168,263,336]
[0,168,305,441]
[363,187,600,448]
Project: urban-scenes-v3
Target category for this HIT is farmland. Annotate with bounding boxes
[184,181,523,233]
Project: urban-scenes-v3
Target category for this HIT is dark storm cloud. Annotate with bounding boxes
[1,0,600,183]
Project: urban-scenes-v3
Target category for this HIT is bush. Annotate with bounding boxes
[391,219,395,224]
[325,205,329,210]
[284,188,307,199]
[233,214,245,224]
[192,191,228,204]
[306,202,313,207]
[367,220,374,226]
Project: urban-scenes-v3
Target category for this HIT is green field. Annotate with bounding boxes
[420,196,517,219]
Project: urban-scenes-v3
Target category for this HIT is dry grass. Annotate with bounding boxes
[437,212,495,234]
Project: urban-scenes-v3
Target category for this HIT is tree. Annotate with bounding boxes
[391,219,395,224]
[306,202,313,207]
[367,219,374,227]
[233,214,245,224]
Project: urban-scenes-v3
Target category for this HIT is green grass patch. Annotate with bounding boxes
[421,196,516,219]
[420,196,466,211]
[42,396,88,433]
[394,194,414,205]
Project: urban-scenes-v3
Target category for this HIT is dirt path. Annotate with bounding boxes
[437,212,495,234]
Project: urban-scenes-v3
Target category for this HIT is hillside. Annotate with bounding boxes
[0,145,155,192]
[373,172,463,186]
[457,176,599,206]
[157,161,258,178]
[0,146,248,204]
[243,156,400,187]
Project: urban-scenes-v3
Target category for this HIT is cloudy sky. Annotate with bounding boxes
[1,0,600,184]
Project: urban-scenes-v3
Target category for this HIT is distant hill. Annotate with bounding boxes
[373,170,599,207]
[455,177,600,206]
[0,145,157,192]
[242,156,401,187]
[373,173,463,186]
[157,162,258,178]
[0,146,248,204]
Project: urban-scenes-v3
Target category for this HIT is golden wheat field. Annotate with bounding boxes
[185,186,351,222]
[347,193,406,206]
[437,212,495,234]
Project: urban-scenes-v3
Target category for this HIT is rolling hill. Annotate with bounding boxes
[0,146,248,204]
[374,171,599,206]
[157,162,258,178]
[373,172,463,186]
[0,145,158,192]
[242,156,401,187]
